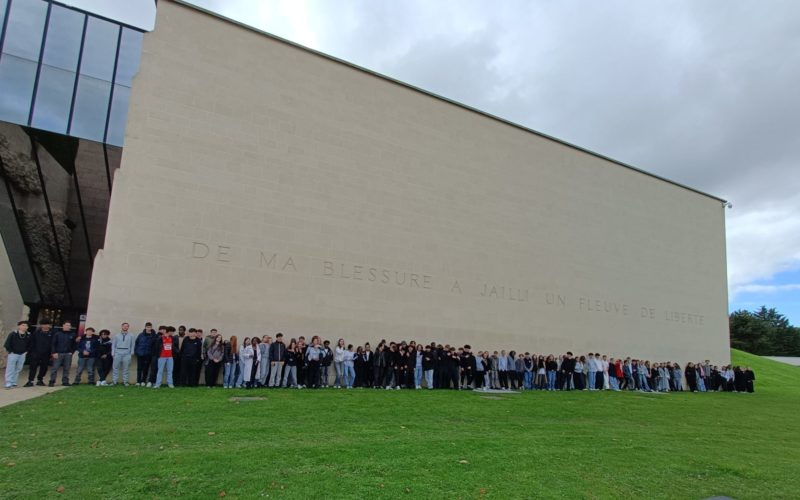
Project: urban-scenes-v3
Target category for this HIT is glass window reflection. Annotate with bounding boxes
[31,64,75,133]
[42,4,85,72]
[79,16,119,82]
[70,74,110,142]
[0,54,37,124]
[0,0,8,36]
[114,28,142,87]
[2,0,48,61]
[105,84,130,146]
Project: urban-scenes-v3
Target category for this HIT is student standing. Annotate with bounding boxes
[422,345,435,389]
[334,338,346,389]
[343,344,356,389]
[179,329,203,387]
[268,333,286,387]
[49,321,76,387]
[73,328,99,385]
[305,336,323,389]
[25,320,53,387]
[111,323,135,386]
[745,366,755,393]
[545,355,558,391]
[4,321,30,389]
[237,337,250,389]
[242,338,259,389]
[95,330,113,385]
[320,340,333,388]
[222,336,238,389]
[573,356,585,390]
[205,334,224,387]
[281,340,298,388]
[134,322,157,387]
[153,327,176,388]
[258,335,271,387]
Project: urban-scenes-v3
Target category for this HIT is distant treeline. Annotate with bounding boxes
[730,306,800,356]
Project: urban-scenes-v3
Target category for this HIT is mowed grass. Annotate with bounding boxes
[0,349,798,499]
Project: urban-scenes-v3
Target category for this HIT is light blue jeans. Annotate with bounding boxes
[4,352,26,387]
[236,358,246,388]
[588,371,597,390]
[547,370,556,390]
[344,363,355,388]
[334,361,345,387]
[698,377,706,392]
[414,366,423,388]
[154,357,174,387]
[523,371,533,389]
[424,369,434,388]
[282,365,297,387]
[223,362,236,387]
[638,373,650,391]
[610,376,620,391]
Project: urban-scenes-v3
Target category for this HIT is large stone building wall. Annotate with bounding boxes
[86,0,730,363]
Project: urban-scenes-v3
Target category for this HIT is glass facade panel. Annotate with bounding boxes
[79,15,118,82]
[115,28,142,87]
[70,74,110,141]
[0,0,8,36]
[42,4,84,71]
[30,64,74,133]
[105,83,129,146]
[0,53,37,124]
[2,0,48,60]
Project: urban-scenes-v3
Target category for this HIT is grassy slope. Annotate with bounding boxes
[0,349,798,499]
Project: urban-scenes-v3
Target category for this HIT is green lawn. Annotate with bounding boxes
[1,349,798,499]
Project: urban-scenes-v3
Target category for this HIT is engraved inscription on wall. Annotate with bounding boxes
[190,241,706,327]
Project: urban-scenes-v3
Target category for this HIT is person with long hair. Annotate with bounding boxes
[204,334,224,387]
[281,339,298,388]
[243,337,260,389]
[545,354,557,391]
[343,344,356,389]
[236,337,250,389]
[223,336,238,389]
[334,338,346,389]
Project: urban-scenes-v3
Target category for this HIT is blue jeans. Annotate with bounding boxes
[523,371,533,389]
[236,359,246,388]
[334,361,346,387]
[698,377,706,392]
[588,371,596,390]
[547,370,556,390]
[610,376,620,391]
[344,364,355,388]
[424,369,433,388]
[638,373,650,391]
[414,366,423,388]
[154,357,174,387]
[4,352,26,387]
[74,357,96,384]
[223,362,236,387]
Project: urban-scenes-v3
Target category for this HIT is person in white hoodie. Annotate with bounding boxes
[601,355,610,390]
[593,353,605,390]
[242,337,261,388]
[334,338,347,389]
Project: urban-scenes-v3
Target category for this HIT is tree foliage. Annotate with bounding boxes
[729,306,800,356]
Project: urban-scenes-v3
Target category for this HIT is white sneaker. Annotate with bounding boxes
[96,381,101,386]
[146,382,152,388]
[168,385,174,388]
[395,386,401,390]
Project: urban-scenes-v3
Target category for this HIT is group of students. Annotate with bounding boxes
[3,320,756,393]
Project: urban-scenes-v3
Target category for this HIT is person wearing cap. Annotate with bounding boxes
[25,319,54,387]
[4,321,31,389]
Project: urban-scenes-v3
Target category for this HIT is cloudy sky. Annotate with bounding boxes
[69,0,800,323]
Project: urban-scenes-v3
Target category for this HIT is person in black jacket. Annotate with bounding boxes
[448,348,460,389]
[362,343,374,388]
[179,330,202,387]
[25,320,53,387]
[49,321,76,387]
[745,367,755,393]
[4,321,31,388]
[96,329,113,385]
